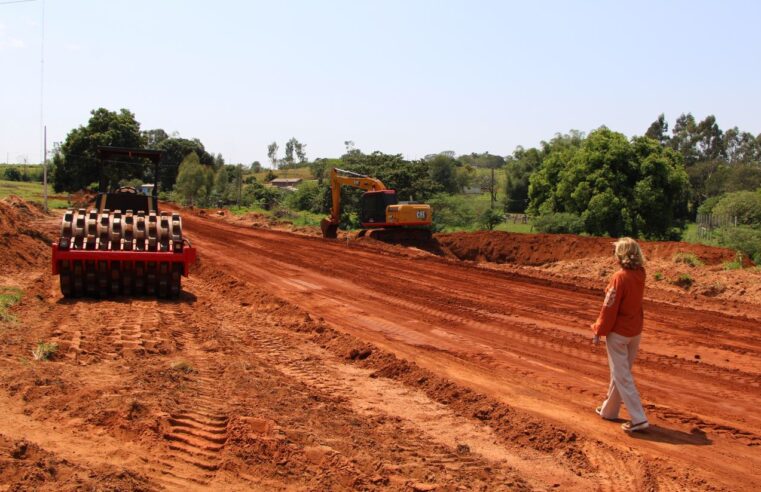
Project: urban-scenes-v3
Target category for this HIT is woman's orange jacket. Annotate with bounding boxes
[592,267,645,337]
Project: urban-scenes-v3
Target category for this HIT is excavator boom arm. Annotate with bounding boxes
[327,168,386,223]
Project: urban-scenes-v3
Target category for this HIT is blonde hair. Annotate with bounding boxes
[614,237,645,269]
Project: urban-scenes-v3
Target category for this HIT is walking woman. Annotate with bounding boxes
[592,237,649,432]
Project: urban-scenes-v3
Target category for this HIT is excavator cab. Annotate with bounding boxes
[360,190,398,224]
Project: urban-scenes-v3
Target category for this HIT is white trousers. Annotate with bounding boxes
[600,332,647,424]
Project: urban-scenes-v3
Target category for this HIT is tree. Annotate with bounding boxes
[155,137,214,191]
[294,140,307,164]
[250,161,263,173]
[427,153,459,193]
[528,128,690,239]
[175,152,212,206]
[267,142,279,169]
[504,146,542,212]
[458,152,505,169]
[142,128,169,147]
[53,108,144,192]
[283,139,295,167]
[645,113,669,145]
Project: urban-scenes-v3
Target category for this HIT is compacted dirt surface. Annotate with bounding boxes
[1,197,760,491]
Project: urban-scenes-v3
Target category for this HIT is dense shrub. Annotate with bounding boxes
[285,181,321,212]
[716,226,761,264]
[711,191,761,225]
[427,193,477,231]
[533,213,585,234]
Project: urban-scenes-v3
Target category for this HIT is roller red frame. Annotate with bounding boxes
[51,243,196,276]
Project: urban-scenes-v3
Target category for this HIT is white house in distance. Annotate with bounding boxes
[138,184,155,196]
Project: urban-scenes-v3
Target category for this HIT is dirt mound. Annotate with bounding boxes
[0,196,53,270]
[436,230,741,266]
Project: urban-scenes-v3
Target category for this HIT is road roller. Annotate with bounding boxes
[52,146,196,298]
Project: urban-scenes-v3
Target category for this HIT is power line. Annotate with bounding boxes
[0,0,37,5]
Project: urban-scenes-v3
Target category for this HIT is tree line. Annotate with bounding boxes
[49,108,761,258]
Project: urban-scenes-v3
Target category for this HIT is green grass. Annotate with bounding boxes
[32,341,58,361]
[0,179,69,209]
[0,287,23,323]
[673,252,704,267]
[493,221,534,233]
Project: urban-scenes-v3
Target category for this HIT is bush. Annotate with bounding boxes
[697,195,722,216]
[479,208,504,231]
[427,194,478,231]
[712,191,761,225]
[285,182,321,212]
[716,226,761,264]
[533,213,585,234]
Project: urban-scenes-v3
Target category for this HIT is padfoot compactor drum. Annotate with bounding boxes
[52,147,196,298]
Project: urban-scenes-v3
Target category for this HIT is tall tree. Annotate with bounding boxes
[52,108,144,192]
[528,127,689,239]
[283,139,295,167]
[175,152,212,206]
[267,142,279,169]
[645,113,669,145]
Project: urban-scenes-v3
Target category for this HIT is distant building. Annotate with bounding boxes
[138,184,155,196]
[269,178,303,188]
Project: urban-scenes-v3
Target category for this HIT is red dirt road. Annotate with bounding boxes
[184,212,761,490]
[2,198,760,491]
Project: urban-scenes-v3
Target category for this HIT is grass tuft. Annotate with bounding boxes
[673,252,703,267]
[0,287,23,322]
[32,341,58,361]
[673,273,694,289]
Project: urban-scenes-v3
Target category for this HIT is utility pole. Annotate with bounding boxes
[490,166,495,209]
[43,125,48,212]
[237,164,242,207]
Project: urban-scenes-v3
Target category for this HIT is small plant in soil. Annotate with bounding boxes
[673,273,694,289]
[723,260,743,270]
[653,272,664,281]
[170,360,195,373]
[0,286,23,322]
[673,252,703,267]
[32,341,58,361]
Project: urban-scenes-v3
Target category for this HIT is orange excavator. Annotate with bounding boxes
[320,168,433,241]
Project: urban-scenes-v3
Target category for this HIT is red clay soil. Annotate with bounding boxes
[0,196,53,271]
[2,199,760,490]
[436,230,743,266]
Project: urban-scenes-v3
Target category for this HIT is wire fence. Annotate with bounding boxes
[696,213,738,240]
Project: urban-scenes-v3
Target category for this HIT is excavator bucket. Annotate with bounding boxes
[320,218,339,239]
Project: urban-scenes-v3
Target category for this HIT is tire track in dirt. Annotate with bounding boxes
[180,214,761,490]
[199,227,761,441]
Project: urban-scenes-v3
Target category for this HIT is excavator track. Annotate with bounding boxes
[55,209,193,299]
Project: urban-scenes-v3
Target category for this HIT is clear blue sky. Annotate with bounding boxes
[2,0,760,166]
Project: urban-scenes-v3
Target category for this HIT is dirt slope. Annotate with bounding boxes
[1,201,760,490]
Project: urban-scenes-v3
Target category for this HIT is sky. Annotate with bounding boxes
[1,0,760,167]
